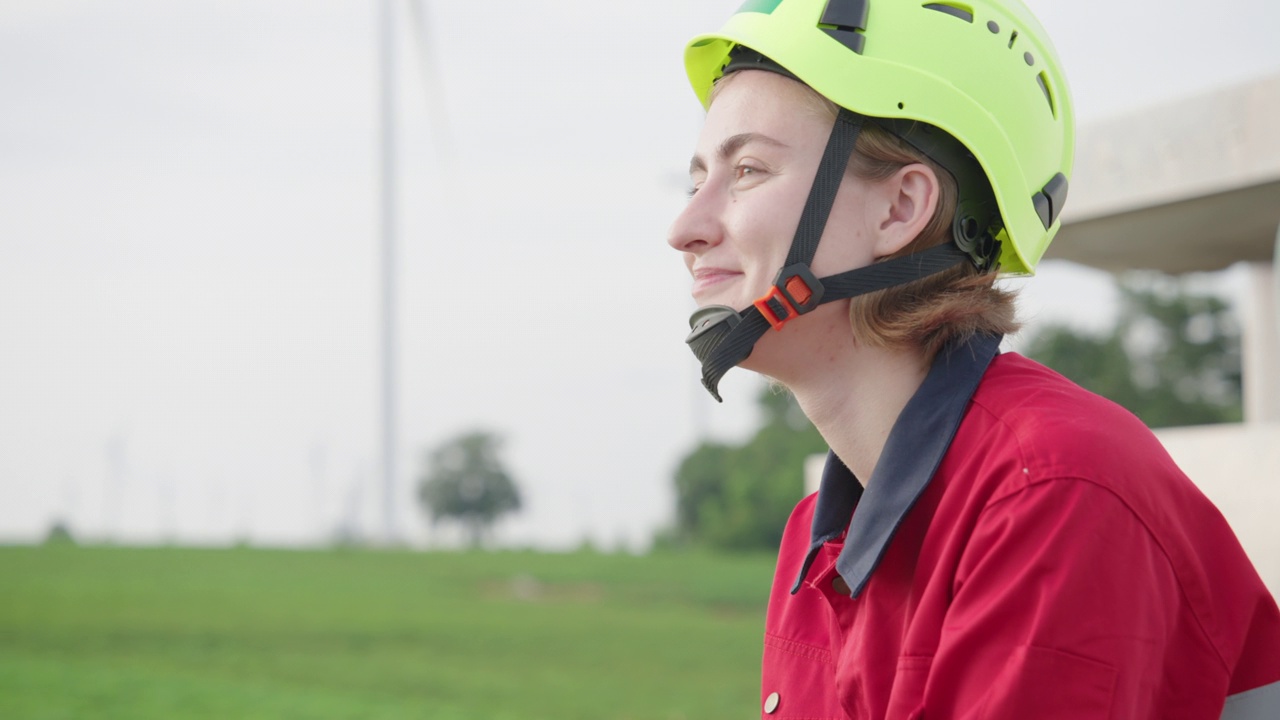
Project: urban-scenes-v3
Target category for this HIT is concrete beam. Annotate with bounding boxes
[1046,73,1280,273]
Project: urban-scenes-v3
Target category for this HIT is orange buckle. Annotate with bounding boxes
[754,286,797,331]
[753,265,825,331]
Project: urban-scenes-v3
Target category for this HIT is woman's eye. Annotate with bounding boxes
[686,184,701,199]
[734,163,767,183]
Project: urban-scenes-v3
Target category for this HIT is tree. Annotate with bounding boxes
[1024,271,1242,428]
[417,430,522,547]
[670,385,826,551]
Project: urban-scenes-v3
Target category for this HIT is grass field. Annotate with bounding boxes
[0,544,775,719]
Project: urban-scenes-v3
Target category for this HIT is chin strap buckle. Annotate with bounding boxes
[753,264,825,331]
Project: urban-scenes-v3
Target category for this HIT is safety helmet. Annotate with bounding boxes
[686,0,1074,275]
[681,0,1074,401]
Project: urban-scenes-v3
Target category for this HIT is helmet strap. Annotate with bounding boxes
[685,106,968,401]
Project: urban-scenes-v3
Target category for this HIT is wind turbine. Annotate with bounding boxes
[375,0,453,546]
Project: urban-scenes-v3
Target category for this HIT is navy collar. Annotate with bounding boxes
[791,333,1003,598]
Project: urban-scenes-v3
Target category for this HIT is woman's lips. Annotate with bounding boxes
[691,267,742,296]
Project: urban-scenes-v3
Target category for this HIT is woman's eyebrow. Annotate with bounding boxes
[689,132,789,176]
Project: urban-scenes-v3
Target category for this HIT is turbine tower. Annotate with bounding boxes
[376,0,451,546]
[377,0,399,545]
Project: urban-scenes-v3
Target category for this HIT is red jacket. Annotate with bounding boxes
[761,335,1280,719]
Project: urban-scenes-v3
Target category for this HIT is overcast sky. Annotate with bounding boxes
[2,0,1278,550]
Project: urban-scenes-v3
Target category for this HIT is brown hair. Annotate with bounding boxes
[843,121,1019,358]
[713,71,1019,357]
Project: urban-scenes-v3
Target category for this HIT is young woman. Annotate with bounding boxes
[668,0,1280,717]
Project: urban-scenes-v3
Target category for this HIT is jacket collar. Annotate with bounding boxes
[791,333,1002,598]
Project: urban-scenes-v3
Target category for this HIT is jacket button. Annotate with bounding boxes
[832,575,851,596]
[764,691,780,714]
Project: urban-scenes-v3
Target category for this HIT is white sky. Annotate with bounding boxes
[2,0,1278,550]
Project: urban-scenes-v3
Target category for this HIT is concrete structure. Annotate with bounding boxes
[806,73,1280,595]
[1053,73,1280,429]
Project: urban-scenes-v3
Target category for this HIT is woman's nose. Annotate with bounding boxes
[667,187,725,255]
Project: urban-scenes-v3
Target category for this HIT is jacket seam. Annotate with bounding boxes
[966,399,1233,676]
[764,632,835,666]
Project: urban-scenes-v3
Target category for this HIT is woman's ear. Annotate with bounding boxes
[872,162,940,258]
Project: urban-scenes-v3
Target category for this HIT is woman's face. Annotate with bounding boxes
[668,70,879,314]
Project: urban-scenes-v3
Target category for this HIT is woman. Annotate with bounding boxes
[668,0,1280,717]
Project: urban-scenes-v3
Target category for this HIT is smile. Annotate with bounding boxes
[691,267,743,295]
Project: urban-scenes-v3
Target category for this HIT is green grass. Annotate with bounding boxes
[0,545,775,719]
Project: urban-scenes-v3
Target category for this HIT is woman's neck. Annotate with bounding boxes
[785,340,931,487]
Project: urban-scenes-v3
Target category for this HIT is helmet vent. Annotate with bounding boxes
[1037,71,1057,119]
[922,3,973,23]
[1007,30,1019,49]
[1031,172,1069,229]
[819,0,870,54]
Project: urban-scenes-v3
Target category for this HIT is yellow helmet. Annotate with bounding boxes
[685,0,1074,275]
